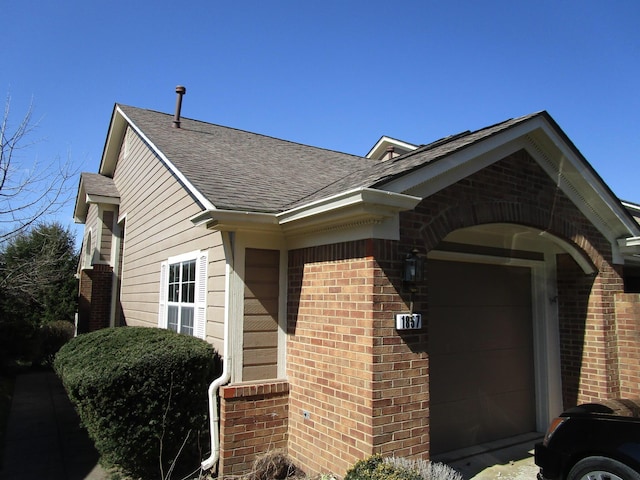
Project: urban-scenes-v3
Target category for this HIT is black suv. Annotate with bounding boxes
[535,399,640,480]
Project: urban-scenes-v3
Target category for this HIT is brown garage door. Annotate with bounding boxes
[428,259,536,455]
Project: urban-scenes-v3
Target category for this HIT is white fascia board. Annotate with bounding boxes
[277,188,421,225]
[86,193,120,206]
[622,201,640,216]
[190,209,280,233]
[382,116,640,245]
[74,181,88,224]
[366,136,418,159]
[617,236,640,262]
[626,237,640,247]
[529,119,640,239]
[99,107,127,176]
[619,236,640,248]
[114,106,216,211]
[382,119,545,196]
[191,188,421,240]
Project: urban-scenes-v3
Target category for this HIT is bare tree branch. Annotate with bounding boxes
[0,93,77,243]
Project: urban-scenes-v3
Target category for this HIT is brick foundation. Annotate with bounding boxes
[219,381,289,477]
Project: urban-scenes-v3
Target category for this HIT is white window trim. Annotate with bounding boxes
[158,250,208,340]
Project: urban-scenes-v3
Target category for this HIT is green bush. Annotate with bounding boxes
[33,320,76,367]
[345,455,462,480]
[54,326,221,479]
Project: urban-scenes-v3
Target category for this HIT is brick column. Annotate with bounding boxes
[614,293,640,397]
[77,264,113,333]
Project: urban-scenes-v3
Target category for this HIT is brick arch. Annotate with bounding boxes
[417,199,603,271]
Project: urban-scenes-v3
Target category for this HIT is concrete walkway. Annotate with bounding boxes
[0,370,108,480]
[435,432,542,480]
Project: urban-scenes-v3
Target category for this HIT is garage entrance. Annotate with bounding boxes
[428,259,536,455]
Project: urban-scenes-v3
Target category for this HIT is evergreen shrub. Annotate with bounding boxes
[34,320,76,366]
[54,326,221,479]
[0,318,36,369]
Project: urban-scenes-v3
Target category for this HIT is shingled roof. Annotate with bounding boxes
[117,105,544,213]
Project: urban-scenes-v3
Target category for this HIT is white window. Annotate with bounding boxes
[159,251,207,339]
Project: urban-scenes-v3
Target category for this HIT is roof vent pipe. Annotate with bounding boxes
[172,85,186,128]
[385,145,395,160]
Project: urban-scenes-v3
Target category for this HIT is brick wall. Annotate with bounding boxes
[77,264,113,333]
[283,149,628,475]
[556,253,593,407]
[219,381,289,477]
[614,293,640,397]
[371,239,429,458]
[287,241,378,475]
[287,240,428,476]
[401,149,624,406]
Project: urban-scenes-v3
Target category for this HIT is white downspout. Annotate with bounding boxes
[201,233,234,472]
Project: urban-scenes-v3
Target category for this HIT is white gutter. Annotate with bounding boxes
[201,232,234,472]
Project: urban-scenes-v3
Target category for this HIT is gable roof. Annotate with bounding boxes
[74,172,120,223]
[88,104,640,258]
[107,106,547,213]
[365,136,418,160]
[110,105,373,213]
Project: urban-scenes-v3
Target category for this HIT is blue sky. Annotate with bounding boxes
[3,1,639,244]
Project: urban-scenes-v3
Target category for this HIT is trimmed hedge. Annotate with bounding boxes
[54,327,221,479]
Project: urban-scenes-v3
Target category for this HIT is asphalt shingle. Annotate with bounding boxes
[80,172,120,199]
[118,105,543,213]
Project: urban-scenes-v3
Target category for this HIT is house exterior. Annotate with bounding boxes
[74,92,640,478]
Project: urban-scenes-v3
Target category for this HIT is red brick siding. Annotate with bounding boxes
[287,240,429,476]
[556,253,593,407]
[371,239,429,459]
[287,241,376,476]
[219,381,289,477]
[284,149,627,475]
[77,264,113,333]
[401,149,624,405]
[614,293,640,397]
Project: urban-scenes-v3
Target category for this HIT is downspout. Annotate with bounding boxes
[201,232,234,472]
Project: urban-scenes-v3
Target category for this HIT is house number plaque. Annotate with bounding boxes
[395,313,422,330]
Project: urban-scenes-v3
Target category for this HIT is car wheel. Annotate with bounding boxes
[567,456,640,480]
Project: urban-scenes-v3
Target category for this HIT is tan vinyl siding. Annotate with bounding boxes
[86,204,99,234]
[243,248,279,381]
[99,210,114,262]
[113,127,226,352]
[83,204,100,266]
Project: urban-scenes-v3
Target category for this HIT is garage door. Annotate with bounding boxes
[428,259,536,455]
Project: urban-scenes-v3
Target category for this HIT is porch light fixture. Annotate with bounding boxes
[403,249,425,292]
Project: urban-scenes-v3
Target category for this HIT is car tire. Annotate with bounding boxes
[567,456,640,480]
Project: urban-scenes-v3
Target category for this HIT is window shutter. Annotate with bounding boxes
[194,252,208,340]
[158,261,168,328]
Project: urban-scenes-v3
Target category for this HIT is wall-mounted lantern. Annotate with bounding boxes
[403,249,425,292]
[397,249,425,330]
